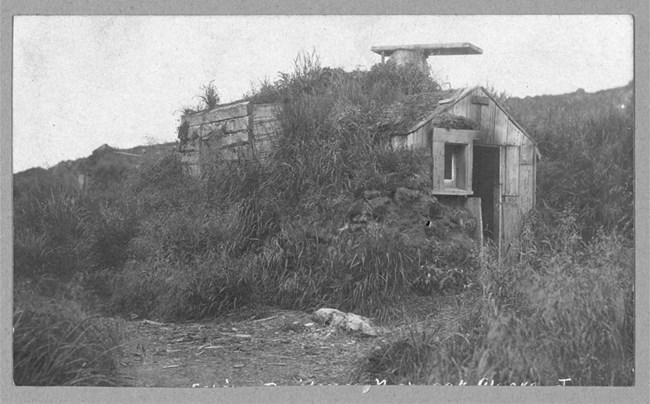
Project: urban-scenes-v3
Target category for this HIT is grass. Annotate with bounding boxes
[354,207,634,386]
[197,80,220,111]
[13,52,634,386]
[13,285,126,386]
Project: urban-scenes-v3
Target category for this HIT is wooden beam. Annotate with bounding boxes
[371,43,483,57]
[504,146,519,196]
[433,128,481,143]
[471,95,489,105]
[465,143,473,193]
[184,101,250,126]
[432,141,445,191]
[432,188,473,196]
[497,146,505,264]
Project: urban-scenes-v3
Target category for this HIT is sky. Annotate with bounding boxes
[12,15,633,173]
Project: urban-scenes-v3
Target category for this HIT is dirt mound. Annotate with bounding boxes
[375,90,478,134]
[344,186,477,251]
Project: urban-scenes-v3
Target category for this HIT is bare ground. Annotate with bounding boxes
[117,290,481,388]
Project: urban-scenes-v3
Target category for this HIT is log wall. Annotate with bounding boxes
[178,101,281,174]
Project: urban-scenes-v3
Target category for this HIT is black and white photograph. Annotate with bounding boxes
[2,4,648,403]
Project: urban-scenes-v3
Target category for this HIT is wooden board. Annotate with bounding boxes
[480,101,496,143]
[202,101,249,123]
[532,151,537,207]
[519,143,535,165]
[471,95,489,105]
[468,95,482,124]
[504,145,519,196]
[199,122,223,137]
[451,95,470,117]
[183,102,249,126]
[497,146,505,262]
[518,164,534,214]
[432,141,445,191]
[223,117,249,133]
[465,143,473,192]
[501,196,521,261]
[494,109,508,145]
[220,131,250,147]
[506,120,524,146]
[433,128,481,143]
[252,104,281,121]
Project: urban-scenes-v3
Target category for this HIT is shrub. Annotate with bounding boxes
[130,152,204,214]
[155,255,255,321]
[109,253,255,321]
[355,207,634,386]
[506,85,633,240]
[258,224,428,320]
[90,202,139,270]
[107,260,166,318]
[14,190,94,286]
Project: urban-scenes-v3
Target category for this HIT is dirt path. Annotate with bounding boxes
[117,291,481,388]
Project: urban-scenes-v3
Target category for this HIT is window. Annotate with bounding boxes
[431,128,478,195]
[443,143,466,189]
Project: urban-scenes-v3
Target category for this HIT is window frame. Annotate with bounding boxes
[431,128,480,196]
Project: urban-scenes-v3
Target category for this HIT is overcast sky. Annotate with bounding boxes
[13,15,633,173]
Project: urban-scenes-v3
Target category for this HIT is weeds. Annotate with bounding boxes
[198,80,220,111]
[13,51,633,386]
[356,207,634,386]
[13,287,125,386]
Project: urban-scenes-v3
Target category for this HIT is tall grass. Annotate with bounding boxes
[197,80,220,111]
[356,206,634,386]
[506,85,633,240]
[13,54,634,387]
[13,284,125,386]
[14,189,94,289]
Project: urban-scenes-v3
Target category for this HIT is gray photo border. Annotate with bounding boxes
[1,1,648,403]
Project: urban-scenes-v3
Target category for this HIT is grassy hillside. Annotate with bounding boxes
[13,54,634,386]
[505,83,634,240]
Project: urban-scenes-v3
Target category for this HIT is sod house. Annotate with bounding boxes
[178,43,539,259]
[387,85,540,260]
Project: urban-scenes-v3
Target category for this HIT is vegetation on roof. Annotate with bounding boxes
[13,51,633,387]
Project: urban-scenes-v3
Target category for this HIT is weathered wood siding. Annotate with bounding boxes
[467,87,537,259]
[251,104,281,160]
[501,196,521,259]
[179,101,281,174]
[431,141,445,190]
[430,128,480,195]
[389,87,537,258]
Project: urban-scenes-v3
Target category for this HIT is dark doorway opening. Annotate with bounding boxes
[472,146,500,240]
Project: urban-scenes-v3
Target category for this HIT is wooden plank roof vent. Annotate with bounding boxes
[371,42,483,73]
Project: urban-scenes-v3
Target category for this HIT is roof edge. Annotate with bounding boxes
[399,86,539,149]
[402,86,479,134]
[477,87,538,147]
